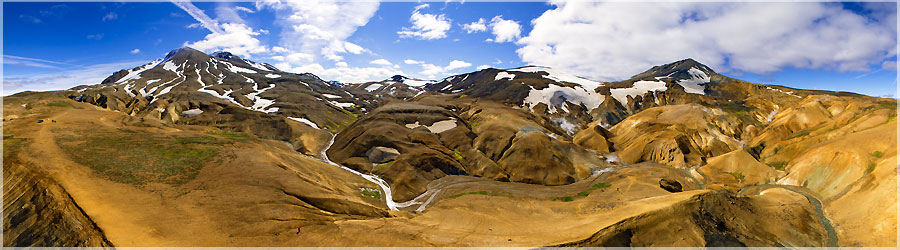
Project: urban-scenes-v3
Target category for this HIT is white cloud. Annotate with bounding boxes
[418,59,472,78]
[130,49,141,54]
[185,22,268,57]
[476,64,491,70]
[175,1,267,58]
[336,61,348,67]
[102,12,118,21]
[257,0,379,65]
[286,63,404,84]
[517,2,898,81]
[404,59,423,65]
[463,18,487,33]
[487,16,521,43]
[398,4,452,40]
[2,55,72,69]
[234,6,255,13]
[3,61,145,95]
[370,59,393,66]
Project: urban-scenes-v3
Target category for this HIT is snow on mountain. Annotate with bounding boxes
[610,80,668,105]
[509,66,603,90]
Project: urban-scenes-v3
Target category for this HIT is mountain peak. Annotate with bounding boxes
[163,46,211,63]
[630,58,716,81]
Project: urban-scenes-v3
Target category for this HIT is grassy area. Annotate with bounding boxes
[207,131,249,138]
[453,149,464,161]
[554,182,611,202]
[872,151,884,158]
[449,190,496,199]
[867,163,877,173]
[786,128,814,140]
[56,130,240,186]
[724,171,745,180]
[3,135,28,159]
[373,161,393,172]
[824,125,839,133]
[591,182,612,190]
[767,161,788,171]
[360,187,381,199]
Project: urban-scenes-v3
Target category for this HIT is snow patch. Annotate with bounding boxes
[406,118,457,133]
[181,108,203,117]
[403,79,434,86]
[495,72,516,81]
[676,67,709,94]
[510,66,603,89]
[523,84,605,114]
[554,117,578,135]
[365,83,383,92]
[265,74,281,78]
[322,94,342,99]
[288,117,319,129]
[609,80,667,105]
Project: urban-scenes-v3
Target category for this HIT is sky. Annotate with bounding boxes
[2,1,897,98]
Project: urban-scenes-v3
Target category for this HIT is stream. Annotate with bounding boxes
[319,134,400,211]
[738,184,838,247]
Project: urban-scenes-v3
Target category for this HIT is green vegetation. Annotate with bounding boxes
[450,190,495,199]
[207,131,249,138]
[867,163,877,173]
[872,151,884,158]
[824,125,839,133]
[786,128,814,140]
[360,187,381,199]
[373,161,393,172]
[453,149,464,161]
[591,182,612,190]
[459,94,468,98]
[3,135,27,159]
[56,130,238,185]
[554,182,611,202]
[470,122,479,127]
[724,171,745,180]
[342,110,358,118]
[767,161,788,171]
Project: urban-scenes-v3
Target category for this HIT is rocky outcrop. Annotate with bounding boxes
[611,105,745,168]
[3,158,113,247]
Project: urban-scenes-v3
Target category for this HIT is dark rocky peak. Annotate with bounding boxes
[389,75,407,82]
[630,58,717,81]
[162,47,210,63]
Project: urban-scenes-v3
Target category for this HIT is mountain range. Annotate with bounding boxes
[3,47,896,247]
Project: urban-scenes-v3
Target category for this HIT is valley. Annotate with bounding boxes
[3,47,896,247]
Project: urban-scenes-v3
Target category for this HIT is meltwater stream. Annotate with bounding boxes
[320,134,400,211]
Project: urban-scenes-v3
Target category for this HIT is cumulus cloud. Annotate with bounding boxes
[419,60,472,78]
[463,18,487,33]
[404,59,423,65]
[370,59,394,66]
[130,49,141,54]
[517,2,898,81]
[398,4,452,40]
[256,0,378,64]
[476,64,491,70]
[486,16,521,43]
[283,63,404,84]
[174,1,267,58]
[185,22,268,57]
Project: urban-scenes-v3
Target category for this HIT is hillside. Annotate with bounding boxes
[3,47,896,247]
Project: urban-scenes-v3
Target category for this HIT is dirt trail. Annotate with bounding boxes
[23,108,224,246]
[738,184,837,247]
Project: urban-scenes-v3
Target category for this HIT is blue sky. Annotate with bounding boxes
[3,1,897,98]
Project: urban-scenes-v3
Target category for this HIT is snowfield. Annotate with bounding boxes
[610,80,668,105]
[523,84,605,114]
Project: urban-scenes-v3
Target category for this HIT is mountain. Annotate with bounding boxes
[4,47,896,247]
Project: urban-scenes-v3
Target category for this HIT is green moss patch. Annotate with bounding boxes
[56,130,238,186]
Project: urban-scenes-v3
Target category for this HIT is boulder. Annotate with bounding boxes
[366,146,400,164]
[659,178,683,192]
